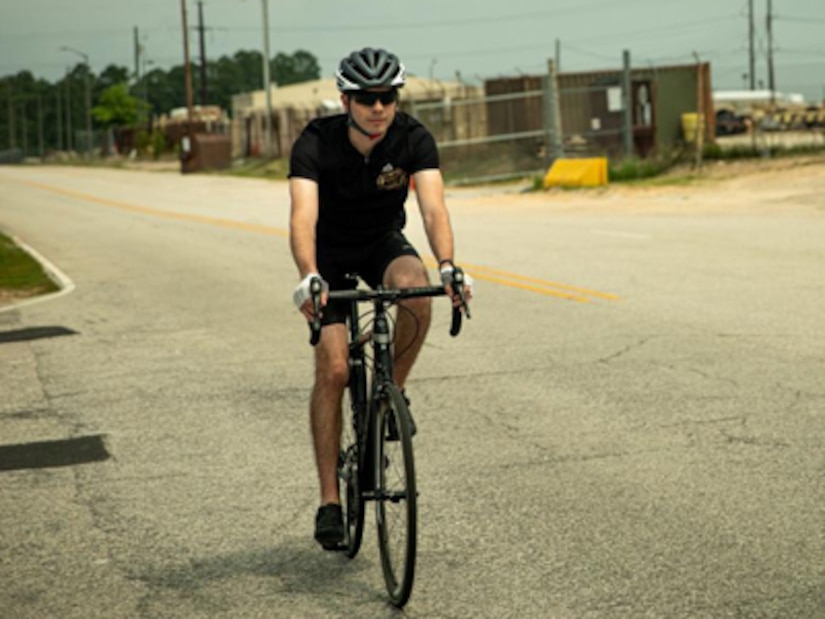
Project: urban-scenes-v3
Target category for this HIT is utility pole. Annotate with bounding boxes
[6,82,15,149]
[261,0,273,157]
[134,26,140,82]
[692,52,704,170]
[555,38,561,72]
[84,62,92,155]
[542,58,564,164]
[197,1,207,105]
[621,49,633,158]
[766,0,775,103]
[19,100,27,157]
[180,0,196,170]
[748,0,756,90]
[37,94,44,160]
[65,70,73,152]
[60,47,93,157]
[56,86,63,151]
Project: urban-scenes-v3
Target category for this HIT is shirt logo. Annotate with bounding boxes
[376,163,409,191]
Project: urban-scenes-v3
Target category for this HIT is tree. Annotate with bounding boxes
[95,65,130,99]
[232,50,265,89]
[1,46,324,153]
[0,71,55,155]
[272,50,321,86]
[92,84,148,127]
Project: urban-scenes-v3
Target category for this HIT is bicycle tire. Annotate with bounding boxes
[375,382,417,607]
[339,387,365,558]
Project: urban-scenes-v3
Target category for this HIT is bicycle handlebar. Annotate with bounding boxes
[308,269,470,346]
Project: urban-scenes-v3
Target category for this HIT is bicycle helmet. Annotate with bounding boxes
[336,47,406,92]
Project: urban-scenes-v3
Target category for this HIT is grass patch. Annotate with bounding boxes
[609,156,677,183]
[0,232,59,298]
[222,157,290,180]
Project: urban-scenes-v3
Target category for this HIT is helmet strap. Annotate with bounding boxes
[347,113,383,141]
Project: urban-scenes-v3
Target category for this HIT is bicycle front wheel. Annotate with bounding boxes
[340,387,365,558]
[375,383,417,607]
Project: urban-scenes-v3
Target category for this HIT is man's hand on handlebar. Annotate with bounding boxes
[293,273,328,322]
[439,263,474,313]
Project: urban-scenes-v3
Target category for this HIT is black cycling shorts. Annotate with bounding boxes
[318,230,421,325]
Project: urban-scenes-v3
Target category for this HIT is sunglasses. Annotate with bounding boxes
[351,90,398,107]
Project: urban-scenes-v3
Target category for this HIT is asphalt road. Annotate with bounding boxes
[1,164,824,618]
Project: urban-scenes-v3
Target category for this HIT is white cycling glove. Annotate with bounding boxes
[293,273,328,310]
[440,264,474,295]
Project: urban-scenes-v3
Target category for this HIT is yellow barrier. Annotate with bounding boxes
[543,157,608,189]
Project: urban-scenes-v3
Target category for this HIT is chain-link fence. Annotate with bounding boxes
[412,88,549,184]
[415,72,638,184]
[414,58,710,185]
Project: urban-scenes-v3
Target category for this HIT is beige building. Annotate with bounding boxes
[230,76,482,159]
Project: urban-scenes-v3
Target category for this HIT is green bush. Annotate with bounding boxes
[150,130,167,160]
[134,130,152,153]
[609,157,671,182]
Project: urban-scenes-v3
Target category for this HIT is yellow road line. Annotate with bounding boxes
[15,179,289,238]
[463,262,621,301]
[467,272,592,302]
[423,258,619,303]
[14,177,620,302]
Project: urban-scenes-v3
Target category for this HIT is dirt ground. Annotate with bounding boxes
[517,152,825,215]
[657,152,825,186]
[0,287,50,307]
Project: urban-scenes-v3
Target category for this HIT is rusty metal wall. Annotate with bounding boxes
[481,62,713,159]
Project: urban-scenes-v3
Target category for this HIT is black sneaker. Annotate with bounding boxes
[314,504,344,550]
[387,391,417,441]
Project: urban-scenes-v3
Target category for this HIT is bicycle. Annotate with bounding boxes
[307,268,470,607]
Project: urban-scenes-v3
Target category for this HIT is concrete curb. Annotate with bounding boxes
[0,234,76,314]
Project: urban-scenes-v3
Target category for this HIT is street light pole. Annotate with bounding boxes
[180,0,196,171]
[60,46,93,157]
[261,0,274,158]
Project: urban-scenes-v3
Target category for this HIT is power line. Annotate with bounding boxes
[219,1,668,33]
[775,15,825,25]
[571,14,741,44]
[560,43,616,63]
[777,47,825,56]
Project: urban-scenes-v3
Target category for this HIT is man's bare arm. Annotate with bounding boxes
[289,178,320,277]
[412,169,454,265]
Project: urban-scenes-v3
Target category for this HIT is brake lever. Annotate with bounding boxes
[449,267,471,337]
[309,276,322,346]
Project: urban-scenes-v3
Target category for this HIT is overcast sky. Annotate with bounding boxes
[1,0,823,102]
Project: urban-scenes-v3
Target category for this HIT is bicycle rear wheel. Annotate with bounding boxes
[339,388,365,558]
[375,382,417,607]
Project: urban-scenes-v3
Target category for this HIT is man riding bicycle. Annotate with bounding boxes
[288,47,472,549]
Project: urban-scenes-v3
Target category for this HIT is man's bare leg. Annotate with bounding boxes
[383,255,432,389]
[310,323,349,506]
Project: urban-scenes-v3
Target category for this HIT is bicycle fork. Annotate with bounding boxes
[362,308,394,499]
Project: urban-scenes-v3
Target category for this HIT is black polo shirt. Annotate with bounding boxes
[288,111,440,248]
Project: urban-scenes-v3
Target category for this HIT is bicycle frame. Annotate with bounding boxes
[340,287,444,495]
[308,274,469,606]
